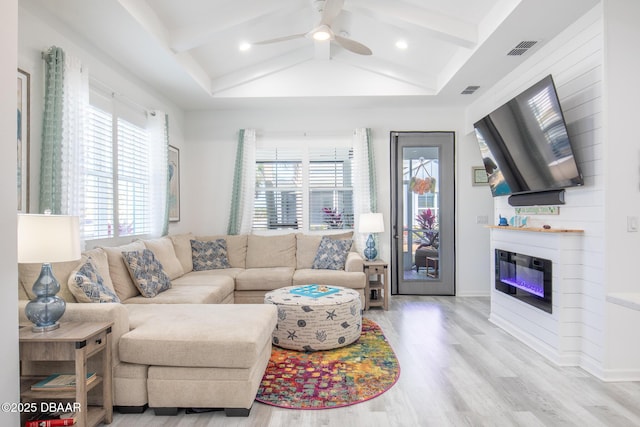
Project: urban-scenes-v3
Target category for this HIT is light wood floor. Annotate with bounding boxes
[108,296,640,426]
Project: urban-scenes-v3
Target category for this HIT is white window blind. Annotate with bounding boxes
[253,142,354,232]
[84,90,152,241]
[254,148,303,230]
[84,105,114,239]
[117,118,150,236]
[309,147,354,230]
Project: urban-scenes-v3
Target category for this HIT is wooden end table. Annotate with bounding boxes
[19,321,113,427]
[363,260,389,310]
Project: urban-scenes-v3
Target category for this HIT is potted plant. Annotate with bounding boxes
[322,207,344,229]
[416,209,438,246]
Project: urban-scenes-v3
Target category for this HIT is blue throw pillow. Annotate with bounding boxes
[312,236,353,270]
[69,257,120,303]
[190,239,231,271]
[122,249,171,298]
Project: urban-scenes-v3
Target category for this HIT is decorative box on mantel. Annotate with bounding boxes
[488,226,584,366]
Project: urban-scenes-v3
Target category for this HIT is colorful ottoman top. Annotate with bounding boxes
[265,285,362,351]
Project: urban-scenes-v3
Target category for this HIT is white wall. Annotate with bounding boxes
[466,3,640,380]
[1,0,21,425]
[602,0,640,378]
[18,5,186,226]
[184,105,494,296]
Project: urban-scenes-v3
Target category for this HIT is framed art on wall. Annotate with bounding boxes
[168,145,180,221]
[472,166,489,186]
[17,69,30,212]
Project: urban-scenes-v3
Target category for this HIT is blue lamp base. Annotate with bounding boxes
[24,263,66,332]
[363,234,377,261]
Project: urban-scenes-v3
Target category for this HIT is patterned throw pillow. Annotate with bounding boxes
[190,239,231,271]
[311,236,353,270]
[122,249,171,298]
[68,257,120,303]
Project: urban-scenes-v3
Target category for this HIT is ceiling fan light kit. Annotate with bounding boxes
[252,0,372,55]
[312,26,332,41]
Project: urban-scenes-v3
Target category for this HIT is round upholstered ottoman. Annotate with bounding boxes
[264,285,362,351]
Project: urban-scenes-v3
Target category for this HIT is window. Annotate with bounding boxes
[253,141,354,232]
[254,148,303,230]
[309,147,353,230]
[84,92,152,241]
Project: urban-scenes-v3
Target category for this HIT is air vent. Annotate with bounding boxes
[507,40,538,56]
[461,85,480,95]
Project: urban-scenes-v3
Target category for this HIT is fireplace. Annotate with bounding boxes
[495,249,552,313]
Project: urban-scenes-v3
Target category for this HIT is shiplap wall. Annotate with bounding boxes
[467,5,605,375]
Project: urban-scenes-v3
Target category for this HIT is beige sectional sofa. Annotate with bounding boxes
[17,232,366,416]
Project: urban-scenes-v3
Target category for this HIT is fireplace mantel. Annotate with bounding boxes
[487,226,584,233]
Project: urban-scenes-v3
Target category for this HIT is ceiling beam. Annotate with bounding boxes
[333,52,437,93]
[117,0,211,93]
[347,0,477,49]
[210,47,313,95]
[169,0,305,53]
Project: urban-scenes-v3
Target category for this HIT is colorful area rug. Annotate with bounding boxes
[255,318,400,409]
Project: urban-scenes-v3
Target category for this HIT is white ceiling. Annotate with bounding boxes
[21,0,599,111]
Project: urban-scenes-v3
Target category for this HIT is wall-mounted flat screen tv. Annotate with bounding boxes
[473,74,583,197]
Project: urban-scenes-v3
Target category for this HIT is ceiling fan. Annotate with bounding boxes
[253,0,372,55]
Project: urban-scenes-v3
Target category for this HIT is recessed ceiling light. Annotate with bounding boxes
[239,42,251,52]
[395,40,408,50]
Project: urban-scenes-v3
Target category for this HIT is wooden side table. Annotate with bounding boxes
[363,260,389,310]
[19,321,113,427]
[426,257,439,278]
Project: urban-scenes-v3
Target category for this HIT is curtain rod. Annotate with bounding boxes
[256,130,355,138]
[89,76,154,116]
[40,49,155,116]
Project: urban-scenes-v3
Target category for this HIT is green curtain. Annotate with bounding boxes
[364,127,380,250]
[366,127,377,212]
[39,46,65,214]
[227,129,246,235]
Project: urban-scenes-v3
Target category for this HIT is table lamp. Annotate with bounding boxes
[18,213,81,332]
[358,213,384,261]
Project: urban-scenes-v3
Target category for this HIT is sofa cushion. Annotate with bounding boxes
[235,267,294,291]
[102,241,146,301]
[245,234,296,268]
[68,257,121,303]
[171,269,244,284]
[296,232,353,269]
[195,235,248,268]
[169,233,195,274]
[122,249,172,298]
[190,239,231,270]
[119,304,277,368]
[121,284,231,305]
[312,236,353,270]
[143,237,184,280]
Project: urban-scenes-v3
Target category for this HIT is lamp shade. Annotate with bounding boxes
[17,214,81,263]
[358,213,384,234]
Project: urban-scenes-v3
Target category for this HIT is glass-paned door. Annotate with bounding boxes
[391,132,455,295]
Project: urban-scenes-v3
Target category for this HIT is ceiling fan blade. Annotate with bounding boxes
[253,33,306,45]
[319,0,344,26]
[334,35,372,55]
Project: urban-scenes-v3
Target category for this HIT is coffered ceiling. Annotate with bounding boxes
[21,0,599,110]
